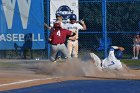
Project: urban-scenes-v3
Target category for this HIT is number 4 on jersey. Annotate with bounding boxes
[57,30,61,36]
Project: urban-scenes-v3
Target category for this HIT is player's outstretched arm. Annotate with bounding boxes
[111,46,125,51]
[118,47,125,51]
[79,20,87,30]
[44,23,52,30]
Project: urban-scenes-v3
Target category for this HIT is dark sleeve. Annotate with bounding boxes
[48,32,53,44]
[49,31,53,39]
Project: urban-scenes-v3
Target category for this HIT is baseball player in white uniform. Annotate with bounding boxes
[102,46,124,71]
[44,13,64,30]
[64,14,86,58]
[90,46,125,71]
[50,13,64,28]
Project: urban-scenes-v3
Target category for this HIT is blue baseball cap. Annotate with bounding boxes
[69,14,77,20]
[115,50,123,59]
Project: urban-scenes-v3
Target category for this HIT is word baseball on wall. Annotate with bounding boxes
[0,0,45,49]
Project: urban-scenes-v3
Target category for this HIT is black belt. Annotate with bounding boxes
[52,43,64,45]
[68,39,78,41]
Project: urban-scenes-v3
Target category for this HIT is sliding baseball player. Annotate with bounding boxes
[90,46,125,71]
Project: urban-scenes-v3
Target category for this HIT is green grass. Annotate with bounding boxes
[121,59,140,66]
[0,59,139,68]
[0,62,19,67]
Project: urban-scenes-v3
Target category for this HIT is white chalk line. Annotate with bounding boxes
[0,77,62,87]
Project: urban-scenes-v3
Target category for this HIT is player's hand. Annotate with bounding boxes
[69,36,77,40]
[48,38,52,41]
[118,47,125,51]
[79,20,85,25]
[48,38,52,44]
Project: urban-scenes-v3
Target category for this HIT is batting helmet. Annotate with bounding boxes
[56,13,62,18]
[53,23,61,28]
[69,14,77,20]
[115,50,123,59]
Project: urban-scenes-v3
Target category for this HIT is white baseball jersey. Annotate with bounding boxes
[64,23,83,39]
[102,46,123,70]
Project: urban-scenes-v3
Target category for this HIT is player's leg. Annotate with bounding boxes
[132,45,136,59]
[73,40,78,58]
[23,48,27,59]
[29,48,33,59]
[138,46,140,58]
[135,45,139,59]
[67,40,73,58]
[56,51,62,60]
[90,53,102,71]
[20,46,25,59]
[60,44,69,59]
[50,45,59,62]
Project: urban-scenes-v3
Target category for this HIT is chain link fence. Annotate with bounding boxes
[0,0,139,59]
[78,0,140,59]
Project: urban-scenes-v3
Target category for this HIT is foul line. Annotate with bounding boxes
[0,77,62,87]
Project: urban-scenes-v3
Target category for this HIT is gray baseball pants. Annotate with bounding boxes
[50,44,69,61]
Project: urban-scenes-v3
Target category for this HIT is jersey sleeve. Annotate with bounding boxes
[49,31,53,39]
[65,29,72,36]
[111,46,118,49]
[77,23,83,30]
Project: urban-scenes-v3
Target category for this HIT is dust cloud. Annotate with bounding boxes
[33,59,95,76]
[32,57,129,79]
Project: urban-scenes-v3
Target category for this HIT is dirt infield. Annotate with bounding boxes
[0,59,140,91]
